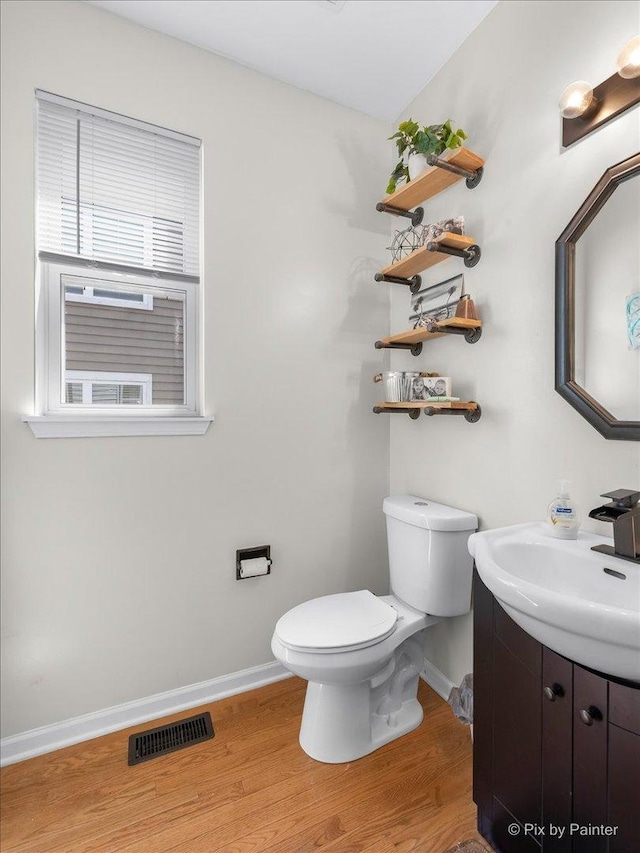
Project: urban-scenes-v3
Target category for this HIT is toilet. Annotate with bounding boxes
[271,495,478,763]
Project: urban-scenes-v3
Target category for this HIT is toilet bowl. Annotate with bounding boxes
[271,495,477,764]
[271,591,439,762]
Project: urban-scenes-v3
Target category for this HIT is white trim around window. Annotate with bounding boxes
[22,415,212,439]
[25,259,212,438]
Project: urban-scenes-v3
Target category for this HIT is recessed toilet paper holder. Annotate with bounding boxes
[236,545,272,580]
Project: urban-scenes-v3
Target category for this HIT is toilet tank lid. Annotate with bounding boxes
[383,495,478,532]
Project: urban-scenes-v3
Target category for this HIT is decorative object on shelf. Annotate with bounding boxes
[423,215,464,243]
[386,118,468,194]
[373,370,438,403]
[560,34,640,146]
[410,274,464,327]
[388,226,424,263]
[376,233,480,294]
[455,293,478,321]
[411,376,452,401]
[388,217,464,262]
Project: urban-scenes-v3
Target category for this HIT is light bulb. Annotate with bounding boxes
[558,81,595,119]
[617,36,640,79]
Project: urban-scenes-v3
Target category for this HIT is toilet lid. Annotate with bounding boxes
[275,590,398,653]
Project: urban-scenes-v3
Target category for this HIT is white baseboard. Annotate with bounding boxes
[420,659,455,701]
[1,660,291,767]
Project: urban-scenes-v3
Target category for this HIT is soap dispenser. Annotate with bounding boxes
[547,479,580,539]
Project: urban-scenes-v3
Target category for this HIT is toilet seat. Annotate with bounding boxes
[275,590,398,654]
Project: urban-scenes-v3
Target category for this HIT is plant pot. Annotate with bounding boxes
[408,152,430,181]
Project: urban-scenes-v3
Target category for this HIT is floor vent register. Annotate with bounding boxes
[128,712,214,766]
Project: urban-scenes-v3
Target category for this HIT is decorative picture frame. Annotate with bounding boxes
[410,375,452,400]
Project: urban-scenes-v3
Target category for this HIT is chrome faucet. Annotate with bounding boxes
[588,489,640,564]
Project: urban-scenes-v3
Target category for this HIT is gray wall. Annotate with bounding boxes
[389,0,640,688]
[0,0,391,737]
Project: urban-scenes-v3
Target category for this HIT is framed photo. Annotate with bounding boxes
[409,274,464,328]
[410,375,452,401]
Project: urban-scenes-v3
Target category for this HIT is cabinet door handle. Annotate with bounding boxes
[579,705,603,726]
[543,683,565,702]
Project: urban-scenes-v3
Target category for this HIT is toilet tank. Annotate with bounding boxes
[383,495,478,617]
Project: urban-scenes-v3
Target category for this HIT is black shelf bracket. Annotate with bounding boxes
[423,403,482,423]
[375,340,423,356]
[421,320,483,344]
[374,272,422,293]
[426,154,484,189]
[373,405,421,420]
[375,202,424,227]
[425,241,481,268]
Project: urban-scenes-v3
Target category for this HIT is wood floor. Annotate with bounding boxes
[1,677,485,853]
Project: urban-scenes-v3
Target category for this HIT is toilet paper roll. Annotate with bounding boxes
[239,556,271,578]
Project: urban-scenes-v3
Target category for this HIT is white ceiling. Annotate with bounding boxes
[86,0,498,121]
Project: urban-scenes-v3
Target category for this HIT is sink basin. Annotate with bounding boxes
[469,522,640,682]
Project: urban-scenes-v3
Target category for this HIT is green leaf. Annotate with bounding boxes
[386,178,397,194]
[388,161,405,184]
[398,119,419,139]
[412,130,429,154]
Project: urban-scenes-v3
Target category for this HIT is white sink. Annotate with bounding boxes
[469,522,640,682]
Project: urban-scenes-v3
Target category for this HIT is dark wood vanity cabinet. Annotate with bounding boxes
[473,571,640,853]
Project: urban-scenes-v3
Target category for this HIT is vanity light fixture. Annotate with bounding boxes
[561,35,640,147]
[558,80,595,119]
[616,36,640,79]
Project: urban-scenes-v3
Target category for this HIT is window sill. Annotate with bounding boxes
[22,415,214,439]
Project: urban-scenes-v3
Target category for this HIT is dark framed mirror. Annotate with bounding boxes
[555,152,640,441]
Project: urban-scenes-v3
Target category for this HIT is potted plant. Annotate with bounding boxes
[386,119,468,194]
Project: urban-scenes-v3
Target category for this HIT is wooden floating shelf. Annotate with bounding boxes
[376,317,482,353]
[379,147,485,213]
[377,401,477,410]
[379,232,480,281]
[373,401,481,422]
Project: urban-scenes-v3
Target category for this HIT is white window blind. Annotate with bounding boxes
[36,92,200,276]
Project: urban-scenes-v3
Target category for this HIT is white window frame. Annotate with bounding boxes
[24,259,211,438]
[65,371,153,405]
[64,286,154,311]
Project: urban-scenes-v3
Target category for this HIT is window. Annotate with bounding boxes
[65,285,154,311]
[26,92,211,438]
[65,372,153,405]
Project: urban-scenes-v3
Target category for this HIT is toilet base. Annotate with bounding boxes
[298,635,426,763]
[299,680,424,763]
